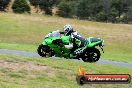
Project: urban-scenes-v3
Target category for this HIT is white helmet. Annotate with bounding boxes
[63,24,73,35]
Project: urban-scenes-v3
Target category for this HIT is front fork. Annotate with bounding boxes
[100,46,104,53]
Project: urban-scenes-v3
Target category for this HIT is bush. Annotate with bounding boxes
[96,12,107,22]
[127,5,132,22]
[29,0,39,7]
[39,0,53,15]
[57,0,72,17]
[29,0,55,15]
[76,0,103,19]
[12,0,30,13]
[75,0,90,19]
[0,0,11,11]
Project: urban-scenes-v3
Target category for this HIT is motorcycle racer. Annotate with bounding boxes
[63,24,86,58]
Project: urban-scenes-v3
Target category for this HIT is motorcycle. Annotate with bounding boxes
[37,31,104,62]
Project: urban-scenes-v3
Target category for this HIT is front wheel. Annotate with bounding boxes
[82,48,100,62]
[37,44,54,57]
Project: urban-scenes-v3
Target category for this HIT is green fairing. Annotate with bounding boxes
[87,41,101,47]
[86,37,102,47]
[61,36,70,44]
[42,36,71,58]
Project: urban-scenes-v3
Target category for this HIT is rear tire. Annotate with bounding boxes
[37,44,54,57]
[82,48,100,62]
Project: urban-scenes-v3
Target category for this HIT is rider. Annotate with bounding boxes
[63,24,86,57]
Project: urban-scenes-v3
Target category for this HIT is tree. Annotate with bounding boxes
[29,0,40,13]
[126,0,132,21]
[125,0,132,22]
[110,0,132,23]
[109,8,118,23]
[0,0,11,11]
[102,0,111,22]
[12,0,30,13]
[29,0,56,15]
[111,0,128,18]
[29,0,40,7]
[39,0,55,15]
[76,0,103,20]
[127,5,132,21]
[57,0,72,17]
[76,0,91,19]
[96,12,107,22]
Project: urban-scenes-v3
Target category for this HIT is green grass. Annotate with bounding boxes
[0,43,37,52]
[0,12,132,62]
[0,54,131,88]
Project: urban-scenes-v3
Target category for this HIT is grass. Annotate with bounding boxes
[0,43,37,52]
[0,12,132,62]
[0,54,132,88]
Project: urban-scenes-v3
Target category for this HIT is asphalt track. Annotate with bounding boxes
[0,49,132,68]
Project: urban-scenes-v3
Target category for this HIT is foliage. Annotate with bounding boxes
[29,0,56,15]
[76,0,103,20]
[39,0,54,15]
[57,0,132,23]
[12,0,30,13]
[1,0,132,23]
[0,0,11,11]
[57,0,72,17]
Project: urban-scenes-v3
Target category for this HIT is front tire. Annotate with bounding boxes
[82,48,100,62]
[37,44,54,57]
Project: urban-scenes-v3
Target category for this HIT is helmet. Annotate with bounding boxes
[63,24,73,35]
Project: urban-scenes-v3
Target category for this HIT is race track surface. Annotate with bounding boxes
[0,49,132,68]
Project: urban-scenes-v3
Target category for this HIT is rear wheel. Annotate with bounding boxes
[82,48,100,62]
[37,44,54,57]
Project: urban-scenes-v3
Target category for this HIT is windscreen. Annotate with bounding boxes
[45,31,61,38]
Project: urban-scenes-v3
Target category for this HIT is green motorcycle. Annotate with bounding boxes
[37,31,104,62]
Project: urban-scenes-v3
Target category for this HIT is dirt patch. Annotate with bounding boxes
[0,59,57,78]
[0,59,47,72]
